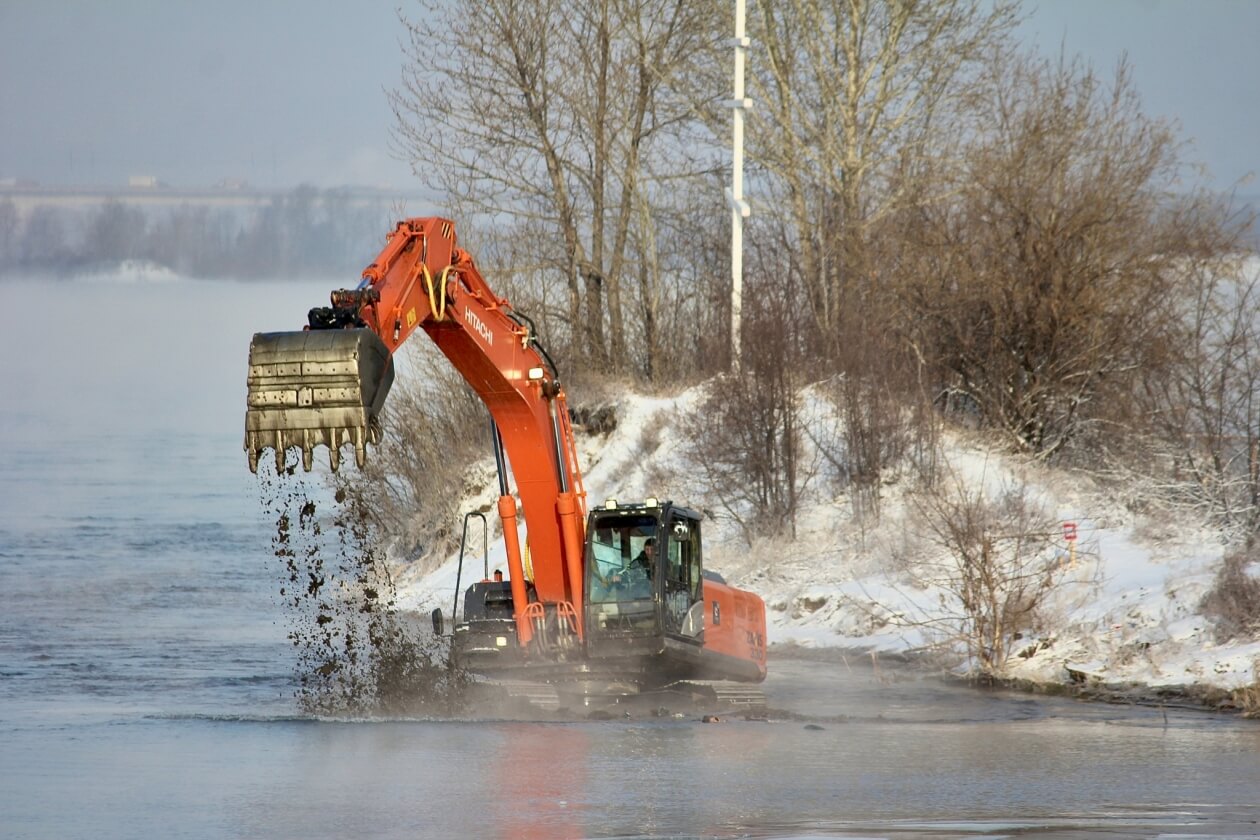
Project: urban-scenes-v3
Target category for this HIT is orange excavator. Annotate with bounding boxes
[244,217,766,707]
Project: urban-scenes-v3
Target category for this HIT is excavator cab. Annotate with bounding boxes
[584,502,706,650]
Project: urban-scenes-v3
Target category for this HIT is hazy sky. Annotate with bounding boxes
[1,0,1256,191]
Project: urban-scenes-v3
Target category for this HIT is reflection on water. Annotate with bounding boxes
[7,673,1259,840]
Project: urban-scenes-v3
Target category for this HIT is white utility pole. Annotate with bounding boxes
[726,0,752,373]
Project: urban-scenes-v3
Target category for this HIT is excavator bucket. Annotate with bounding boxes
[244,329,394,473]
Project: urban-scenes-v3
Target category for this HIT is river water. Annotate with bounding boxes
[2,276,1259,840]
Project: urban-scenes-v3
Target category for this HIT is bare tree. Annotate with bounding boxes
[18,206,73,270]
[633,172,736,382]
[747,0,1019,348]
[1142,257,1260,533]
[391,0,725,377]
[898,54,1235,458]
[682,272,813,542]
[85,199,147,265]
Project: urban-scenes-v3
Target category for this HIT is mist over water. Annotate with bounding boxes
[2,274,1260,839]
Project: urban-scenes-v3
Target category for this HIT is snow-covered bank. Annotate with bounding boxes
[393,385,1260,708]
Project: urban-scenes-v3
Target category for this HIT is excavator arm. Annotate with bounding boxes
[244,217,588,643]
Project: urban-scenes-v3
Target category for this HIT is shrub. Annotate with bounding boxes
[1200,546,1260,641]
[906,473,1060,676]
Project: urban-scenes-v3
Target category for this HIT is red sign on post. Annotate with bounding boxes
[1063,522,1078,542]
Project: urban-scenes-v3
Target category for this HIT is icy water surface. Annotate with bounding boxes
[2,276,1260,840]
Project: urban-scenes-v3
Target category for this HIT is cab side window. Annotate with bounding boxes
[663,517,702,636]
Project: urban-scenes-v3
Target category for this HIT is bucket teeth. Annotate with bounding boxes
[271,428,286,473]
[243,426,371,475]
[354,426,367,469]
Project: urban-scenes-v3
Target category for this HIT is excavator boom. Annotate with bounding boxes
[244,218,588,645]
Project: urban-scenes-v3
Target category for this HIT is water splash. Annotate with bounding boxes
[257,456,468,717]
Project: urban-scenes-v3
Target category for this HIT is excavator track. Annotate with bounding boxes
[663,680,768,710]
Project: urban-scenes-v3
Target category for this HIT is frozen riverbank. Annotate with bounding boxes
[397,386,1260,714]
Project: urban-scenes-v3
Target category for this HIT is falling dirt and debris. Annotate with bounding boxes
[256,453,468,717]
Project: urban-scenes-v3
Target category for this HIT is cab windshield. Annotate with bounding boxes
[587,514,657,605]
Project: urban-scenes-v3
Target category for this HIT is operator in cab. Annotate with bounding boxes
[610,536,654,599]
[591,535,655,603]
[628,537,655,578]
